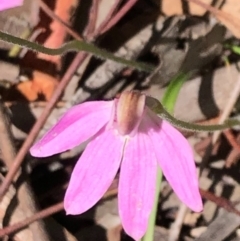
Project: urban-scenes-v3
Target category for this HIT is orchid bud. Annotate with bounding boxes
[116,91,145,136]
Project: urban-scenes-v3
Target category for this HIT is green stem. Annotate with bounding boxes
[142,74,240,241]
[161,72,189,113]
[142,72,189,241]
[0,31,154,72]
[142,169,162,241]
[155,102,240,132]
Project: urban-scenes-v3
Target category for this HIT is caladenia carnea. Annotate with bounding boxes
[30,91,239,240]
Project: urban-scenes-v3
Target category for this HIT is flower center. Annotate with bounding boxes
[116,91,145,136]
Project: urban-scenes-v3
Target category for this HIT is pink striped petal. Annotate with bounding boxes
[118,130,157,240]
[30,101,113,157]
[64,129,124,215]
[0,0,23,11]
[146,111,202,212]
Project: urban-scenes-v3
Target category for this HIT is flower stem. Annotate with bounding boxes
[0,31,154,72]
[141,168,162,241]
[155,102,240,132]
[161,72,189,113]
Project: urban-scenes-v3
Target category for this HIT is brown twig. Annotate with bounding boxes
[0,202,64,238]
[224,132,240,168]
[19,28,45,58]
[99,0,139,35]
[84,0,100,37]
[0,184,118,238]
[0,52,87,201]
[224,130,240,153]
[0,102,51,240]
[3,186,239,239]
[200,188,240,216]
[38,0,82,41]
[90,0,140,40]
[194,136,212,157]
[90,0,122,39]
[198,62,240,174]
[225,147,240,168]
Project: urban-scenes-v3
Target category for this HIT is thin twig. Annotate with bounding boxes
[0,184,119,238]
[0,102,51,241]
[19,28,45,58]
[225,132,240,168]
[84,0,100,36]
[224,130,240,153]
[0,52,87,201]
[99,0,139,36]
[38,0,82,41]
[200,188,240,216]
[200,70,240,174]
[225,146,240,168]
[89,0,122,39]
[211,62,239,144]
[0,202,64,238]
[168,204,188,241]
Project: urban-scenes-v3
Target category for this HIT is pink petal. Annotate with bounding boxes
[118,130,157,240]
[30,101,113,157]
[64,128,124,214]
[146,110,203,212]
[0,0,23,11]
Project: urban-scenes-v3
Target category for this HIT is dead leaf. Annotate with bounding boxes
[16,71,58,101]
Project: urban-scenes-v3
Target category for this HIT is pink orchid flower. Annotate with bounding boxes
[0,0,23,11]
[30,91,202,240]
